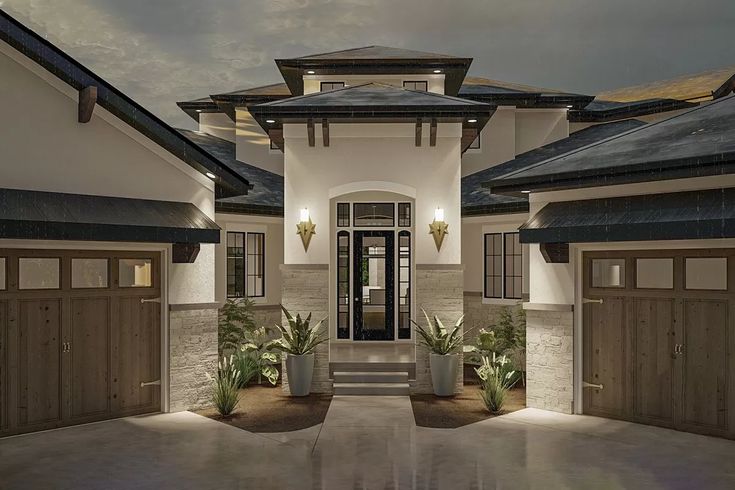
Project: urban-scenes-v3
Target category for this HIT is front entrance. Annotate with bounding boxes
[0,249,162,437]
[353,231,395,340]
[582,249,735,439]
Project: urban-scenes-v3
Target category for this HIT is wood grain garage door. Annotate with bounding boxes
[0,249,161,437]
[583,250,735,439]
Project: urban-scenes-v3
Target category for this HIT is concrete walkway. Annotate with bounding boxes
[2,398,735,489]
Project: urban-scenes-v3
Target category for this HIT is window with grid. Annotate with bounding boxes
[227,232,265,298]
[398,231,411,339]
[504,232,522,299]
[403,81,428,91]
[484,233,502,298]
[337,231,350,339]
[398,203,411,227]
[337,203,350,227]
[320,82,345,91]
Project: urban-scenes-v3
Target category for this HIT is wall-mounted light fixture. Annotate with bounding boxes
[429,207,448,251]
[296,207,316,251]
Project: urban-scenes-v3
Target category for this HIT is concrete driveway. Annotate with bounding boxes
[1,401,734,489]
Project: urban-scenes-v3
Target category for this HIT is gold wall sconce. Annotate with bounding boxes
[429,207,448,251]
[296,207,316,251]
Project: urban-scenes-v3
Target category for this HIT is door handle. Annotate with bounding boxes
[140,297,161,304]
[140,379,161,387]
[583,381,604,390]
[582,298,603,304]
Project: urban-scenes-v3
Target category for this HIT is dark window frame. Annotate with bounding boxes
[483,233,502,299]
[398,202,411,227]
[503,232,522,300]
[398,230,412,339]
[353,202,395,227]
[247,232,265,298]
[320,81,346,92]
[337,202,350,227]
[336,231,350,339]
[226,231,266,299]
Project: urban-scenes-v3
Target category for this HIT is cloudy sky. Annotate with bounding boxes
[4,0,734,129]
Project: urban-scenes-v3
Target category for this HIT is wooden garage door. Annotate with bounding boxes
[583,250,735,439]
[0,249,161,437]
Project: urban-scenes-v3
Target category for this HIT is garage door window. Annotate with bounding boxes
[685,257,728,290]
[119,259,152,288]
[0,258,5,290]
[72,258,109,289]
[636,258,674,289]
[591,259,625,288]
[18,258,60,290]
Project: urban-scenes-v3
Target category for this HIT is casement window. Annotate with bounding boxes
[484,232,523,300]
[320,82,345,92]
[227,232,265,298]
[403,81,428,91]
[469,133,481,149]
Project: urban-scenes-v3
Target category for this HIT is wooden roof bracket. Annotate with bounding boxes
[322,118,329,147]
[78,85,97,123]
[307,118,315,147]
[430,118,437,147]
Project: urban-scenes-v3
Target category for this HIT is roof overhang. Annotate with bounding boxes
[275,58,472,96]
[176,99,220,122]
[0,188,220,245]
[520,188,735,244]
[461,92,594,110]
[569,99,697,123]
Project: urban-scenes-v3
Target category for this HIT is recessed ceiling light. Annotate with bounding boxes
[521,190,531,194]
[266,119,276,124]
[433,69,442,73]
[206,172,216,179]
[306,70,315,74]
[467,118,477,123]
[566,105,573,108]
[196,109,203,112]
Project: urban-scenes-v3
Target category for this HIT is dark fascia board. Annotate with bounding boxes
[176,100,220,122]
[210,93,291,121]
[462,92,594,110]
[215,201,284,217]
[569,99,697,123]
[461,200,530,217]
[713,73,735,100]
[0,9,250,199]
[275,58,473,96]
[486,155,735,196]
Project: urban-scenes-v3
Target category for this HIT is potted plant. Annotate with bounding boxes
[411,309,467,396]
[269,305,328,396]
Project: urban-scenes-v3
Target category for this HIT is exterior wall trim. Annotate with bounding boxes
[280,263,329,270]
[523,302,574,312]
[169,302,222,311]
[416,263,464,270]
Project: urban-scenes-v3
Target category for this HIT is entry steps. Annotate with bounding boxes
[332,371,410,395]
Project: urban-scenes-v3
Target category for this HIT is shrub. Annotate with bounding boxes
[475,353,517,414]
[233,351,260,388]
[212,355,241,416]
[240,327,280,386]
[218,298,256,354]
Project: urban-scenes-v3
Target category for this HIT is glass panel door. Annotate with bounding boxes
[353,231,394,340]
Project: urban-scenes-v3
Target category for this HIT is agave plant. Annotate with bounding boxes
[475,353,517,414]
[269,305,328,356]
[211,354,241,416]
[411,309,467,355]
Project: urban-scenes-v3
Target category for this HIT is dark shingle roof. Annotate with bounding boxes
[459,76,593,109]
[487,95,735,194]
[462,120,647,216]
[178,130,283,216]
[0,9,250,198]
[292,46,461,61]
[569,98,697,123]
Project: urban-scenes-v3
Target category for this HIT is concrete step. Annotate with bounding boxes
[329,361,416,380]
[333,371,409,384]
[333,382,410,396]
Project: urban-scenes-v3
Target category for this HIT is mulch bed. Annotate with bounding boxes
[410,364,526,428]
[195,384,332,433]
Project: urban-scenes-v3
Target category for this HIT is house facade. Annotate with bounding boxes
[3,7,735,438]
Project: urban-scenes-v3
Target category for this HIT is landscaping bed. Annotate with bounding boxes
[195,384,332,433]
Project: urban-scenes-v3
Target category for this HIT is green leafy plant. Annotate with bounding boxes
[218,298,256,354]
[411,309,468,355]
[211,355,241,416]
[240,327,280,386]
[475,353,518,414]
[269,305,328,356]
[233,351,260,388]
[465,306,527,364]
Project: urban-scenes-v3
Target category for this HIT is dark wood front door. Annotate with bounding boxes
[0,249,161,437]
[583,250,735,439]
[353,231,395,340]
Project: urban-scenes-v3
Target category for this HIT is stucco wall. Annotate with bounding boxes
[461,106,516,177]
[235,109,284,175]
[0,42,216,305]
[283,122,462,266]
[214,213,284,305]
[514,109,568,155]
[199,112,236,143]
[303,74,445,95]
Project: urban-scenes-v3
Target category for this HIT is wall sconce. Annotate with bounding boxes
[296,207,316,251]
[429,207,448,251]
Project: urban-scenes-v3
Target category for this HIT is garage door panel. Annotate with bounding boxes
[70,297,110,420]
[633,298,675,425]
[114,297,160,414]
[17,298,62,428]
[584,297,626,417]
[681,299,728,432]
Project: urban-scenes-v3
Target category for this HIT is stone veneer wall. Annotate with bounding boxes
[252,304,283,339]
[413,265,464,394]
[169,306,218,412]
[280,265,331,393]
[463,292,523,343]
[525,308,574,414]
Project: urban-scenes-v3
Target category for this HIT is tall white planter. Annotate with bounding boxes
[430,353,458,396]
[285,353,315,396]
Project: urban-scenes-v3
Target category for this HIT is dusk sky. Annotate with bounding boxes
[4,0,734,128]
